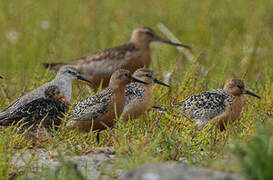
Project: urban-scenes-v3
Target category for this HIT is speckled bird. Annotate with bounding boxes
[179,79,261,130]
[42,27,191,88]
[0,85,70,133]
[72,69,147,132]
[0,66,91,120]
[123,68,169,121]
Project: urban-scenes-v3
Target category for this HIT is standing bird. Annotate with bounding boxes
[0,66,92,121]
[179,79,261,130]
[0,85,70,133]
[123,68,169,121]
[42,27,191,88]
[71,69,147,133]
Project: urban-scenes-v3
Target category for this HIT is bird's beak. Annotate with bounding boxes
[0,76,3,79]
[132,77,149,84]
[76,75,93,85]
[152,34,192,49]
[153,78,170,87]
[243,89,261,99]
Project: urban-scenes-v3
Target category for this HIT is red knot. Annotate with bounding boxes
[123,68,169,121]
[71,69,148,134]
[179,79,261,130]
[0,85,70,134]
[0,66,91,120]
[42,27,191,88]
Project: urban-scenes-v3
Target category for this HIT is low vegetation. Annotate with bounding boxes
[0,0,272,179]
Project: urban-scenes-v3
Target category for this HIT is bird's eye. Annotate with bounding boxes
[67,70,76,75]
[145,74,152,78]
[144,31,154,36]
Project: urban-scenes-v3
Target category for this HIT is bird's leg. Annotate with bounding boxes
[213,125,218,147]
[35,128,41,141]
[96,132,100,144]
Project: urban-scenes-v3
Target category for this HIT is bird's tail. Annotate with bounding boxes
[0,111,9,121]
[41,62,67,72]
[0,118,14,126]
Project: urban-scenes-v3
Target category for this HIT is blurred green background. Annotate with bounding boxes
[0,1,272,178]
[0,0,272,88]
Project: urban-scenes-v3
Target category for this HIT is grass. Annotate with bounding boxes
[0,0,272,179]
[235,121,273,180]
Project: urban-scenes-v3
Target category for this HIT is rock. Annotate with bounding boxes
[121,162,245,180]
[12,147,117,179]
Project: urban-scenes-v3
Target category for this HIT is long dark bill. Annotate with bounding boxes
[153,35,192,49]
[243,89,261,99]
[153,78,170,87]
[77,75,93,85]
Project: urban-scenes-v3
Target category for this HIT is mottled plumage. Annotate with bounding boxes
[0,66,91,120]
[71,69,147,132]
[123,68,169,121]
[46,43,140,76]
[125,83,146,105]
[180,89,232,123]
[0,86,69,133]
[72,88,114,121]
[43,27,191,88]
[179,79,260,130]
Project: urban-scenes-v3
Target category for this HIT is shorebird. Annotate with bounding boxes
[179,79,261,130]
[0,66,91,121]
[42,27,191,88]
[71,69,147,134]
[123,68,169,121]
[0,85,70,133]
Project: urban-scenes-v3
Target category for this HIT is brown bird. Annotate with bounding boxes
[123,68,169,122]
[179,79,261,130]
[71,69,147,133]
[42,27,191,88]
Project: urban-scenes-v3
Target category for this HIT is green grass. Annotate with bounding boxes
[235,121,273,180]
[0,0,272,179]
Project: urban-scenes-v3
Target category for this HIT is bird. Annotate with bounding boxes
[123,68,169,121]
[179,79,261,130]
[0,85,70,133]
[71,69,148,134]
[0,66,92,121]
[42,27,191,88]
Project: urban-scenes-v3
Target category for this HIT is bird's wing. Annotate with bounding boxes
[125,83,145,105]
[1,98,20,112]
[75,43,141,76]
[0,98,48,126]
[181,90,231,121]
[72,88,113,121]
[0,83,50,120]
[0,98,67,126]
[44,43,141,75]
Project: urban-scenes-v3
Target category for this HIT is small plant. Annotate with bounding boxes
[236,122,273,180]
